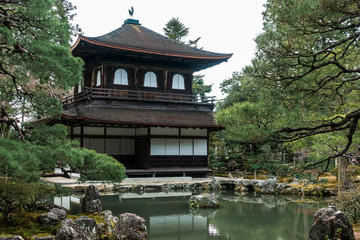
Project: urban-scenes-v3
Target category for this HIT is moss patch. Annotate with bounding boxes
[0,211,107,240]
[0,211,59,240]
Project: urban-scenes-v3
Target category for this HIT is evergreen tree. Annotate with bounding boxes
[0,0,83,139]
[252,0,360,174]
[163,17,211,98]
[0,0,126,183]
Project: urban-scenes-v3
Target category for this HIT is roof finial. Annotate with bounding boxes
[128,7,134,18]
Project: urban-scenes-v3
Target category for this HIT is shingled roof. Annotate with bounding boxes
[71,19,232,70]
[61,104,221,129]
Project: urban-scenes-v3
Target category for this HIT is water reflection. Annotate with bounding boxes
[55,191,327,240]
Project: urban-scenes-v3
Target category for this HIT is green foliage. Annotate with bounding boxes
[75,148,127,182]
[252,0,360,161]
[163,17,201,47]
[0,180,28,221]
[52,183,72,196]
[163,17,189,43]
[1,124,126,183]
[0,138,41,182]
[214,0,360,176]
[22,183,55,212]
[192,74,212,100]
[335,189,360,223]
[0,0,83,137]
[0,180,56,221]
[263,163,291,177]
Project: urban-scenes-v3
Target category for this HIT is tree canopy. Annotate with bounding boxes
[253,0,360,166]
[0,0,126,183]
[0,0,83,140]
[215,0,360,177]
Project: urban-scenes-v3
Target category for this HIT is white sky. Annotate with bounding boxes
[69,0,266,99]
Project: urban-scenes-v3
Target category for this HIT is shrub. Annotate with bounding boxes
[0,180,55,221]
[335,189,360,223]
[0,180,28,221]
[22,182,55,212]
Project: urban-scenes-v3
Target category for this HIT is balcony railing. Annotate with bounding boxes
[62,87,215,105]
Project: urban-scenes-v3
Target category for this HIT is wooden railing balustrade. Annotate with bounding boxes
[62,87,215,105]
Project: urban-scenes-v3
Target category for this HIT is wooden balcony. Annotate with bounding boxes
[62,87,216,106]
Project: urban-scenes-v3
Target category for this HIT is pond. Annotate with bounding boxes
[55,191,328,240]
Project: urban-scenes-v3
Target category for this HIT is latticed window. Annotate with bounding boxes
[96,70,101,86]
[172,74,185,89]
[114,68,128,85]
[144,71,157,87]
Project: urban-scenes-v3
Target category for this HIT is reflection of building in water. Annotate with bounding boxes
[103,195,213,240]
[53,194,224,239]
[150,215,208,240]
[54,196,81,213]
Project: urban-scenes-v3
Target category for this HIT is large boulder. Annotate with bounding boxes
[260,178,277,194]
[82,185,102,213]
[56,218,91,240]
[39,207,67,227]
[209,177,222,191]
[188,194,219,209]
[101,210,119,235]
[113,213,147,240]
[75,216,98,239]
[309,205,355,240]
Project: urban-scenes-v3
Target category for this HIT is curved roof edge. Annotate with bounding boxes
[71,35,232,61]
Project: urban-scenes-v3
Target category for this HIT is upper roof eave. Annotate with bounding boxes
[71,35,233,61]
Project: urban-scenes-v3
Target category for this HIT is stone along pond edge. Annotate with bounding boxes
[48,176,338,196]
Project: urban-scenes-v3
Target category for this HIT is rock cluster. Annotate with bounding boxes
[309,205,355,240]
[188,194,219,209]
[39,207,67,227]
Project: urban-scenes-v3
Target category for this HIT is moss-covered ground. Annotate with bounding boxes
[0,211,105,240]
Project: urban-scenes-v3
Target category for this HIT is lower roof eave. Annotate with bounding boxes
[61,114,224,131]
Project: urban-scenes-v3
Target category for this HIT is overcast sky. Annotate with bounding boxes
[69,0,266,99]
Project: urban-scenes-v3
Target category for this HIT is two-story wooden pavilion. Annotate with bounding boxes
[61,18,232,177]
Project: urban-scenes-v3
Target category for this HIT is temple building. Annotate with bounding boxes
[62,18,232,177]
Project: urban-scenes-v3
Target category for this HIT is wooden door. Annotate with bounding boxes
[136,138,149,169]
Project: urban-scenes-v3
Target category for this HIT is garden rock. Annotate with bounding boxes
[261,178,277,194]
[75,216,97,239]
[309,205,355,240]
[188,194,219,208]
[56,218,91,240]
[39,207,67,227]
[82,185,102,213]
[275,183,288,192]
[113,213,147,240]
[209,177,221,191]
[190,182,205,190]
[280,186,301,195]
[101,210,118,234]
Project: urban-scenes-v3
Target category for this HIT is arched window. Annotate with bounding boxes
[114,68,128,85]
[172,74,185,90]
[96,70,101,86]
[144,71,157,87]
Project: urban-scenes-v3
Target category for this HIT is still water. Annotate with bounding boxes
[57,191,327,240]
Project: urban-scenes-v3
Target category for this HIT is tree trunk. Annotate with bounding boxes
[339,156,354,190]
